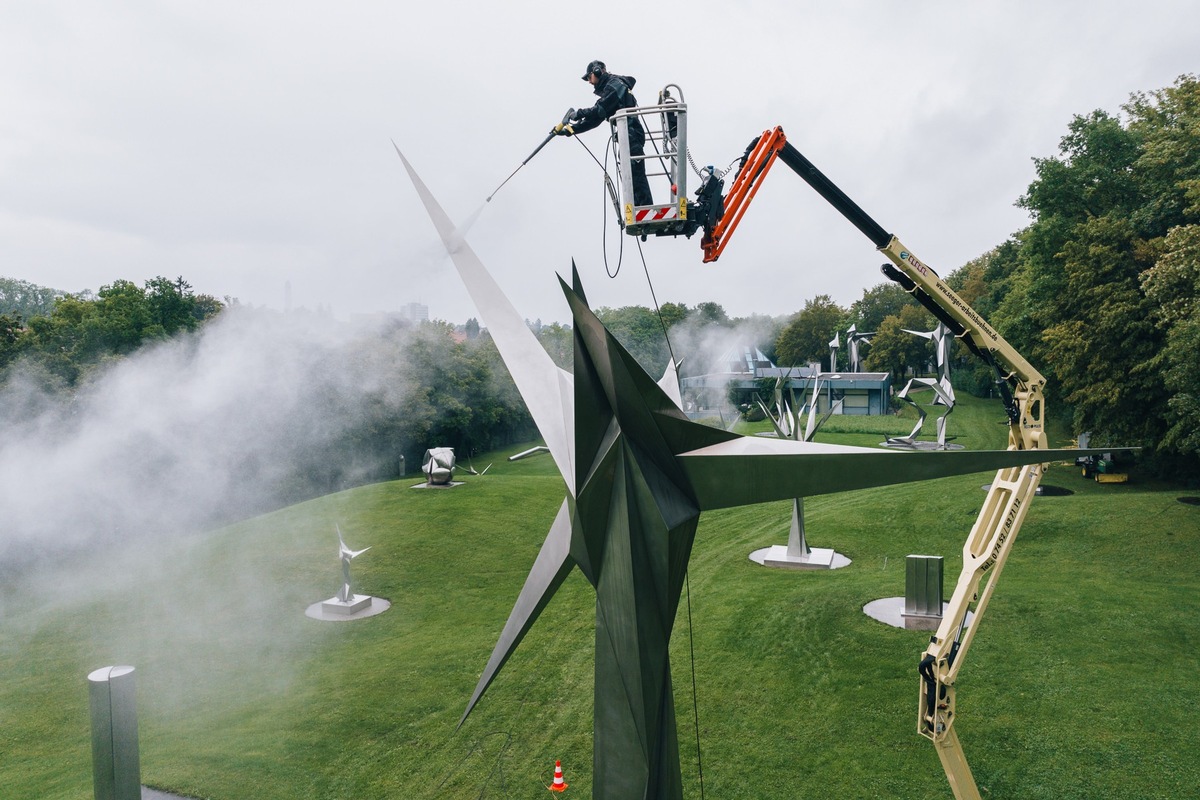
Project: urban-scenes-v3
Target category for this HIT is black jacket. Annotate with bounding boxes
[572,73,644,137]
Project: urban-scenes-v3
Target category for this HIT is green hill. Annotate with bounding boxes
[2,397,1197,799]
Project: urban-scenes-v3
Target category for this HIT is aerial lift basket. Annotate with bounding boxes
[610,86,704,239]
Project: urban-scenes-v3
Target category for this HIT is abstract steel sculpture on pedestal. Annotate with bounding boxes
[396,147,1092,800]
[885,323,960,450]
[903,321,955,408]
[904,554,945,629]
[422,447,457,485]
[306,526,389,620]
[862,555,967,632]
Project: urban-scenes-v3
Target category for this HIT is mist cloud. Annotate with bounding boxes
[0,306,411,566]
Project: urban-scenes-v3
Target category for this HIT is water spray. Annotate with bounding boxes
[485,108,576,203]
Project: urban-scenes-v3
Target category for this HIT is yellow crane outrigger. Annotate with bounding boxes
[687,125,1049,799]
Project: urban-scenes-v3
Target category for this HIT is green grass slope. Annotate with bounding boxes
[2,398,1197,799]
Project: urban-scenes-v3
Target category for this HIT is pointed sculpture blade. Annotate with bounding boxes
[394,144,576,495]
[657,359,684,410]
[460,498,575,725]
[335,524,370,559]
[679,436,1118,511]
[558,274,740,488]
[759,395,788,438]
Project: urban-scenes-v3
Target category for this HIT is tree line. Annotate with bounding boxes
[770,75,1200,479]
[586,75,1199,478]
[0,283,541,513]
[4,75,1196,487]
[0,276,225,388]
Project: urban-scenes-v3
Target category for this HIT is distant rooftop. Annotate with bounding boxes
[716,345,774,375]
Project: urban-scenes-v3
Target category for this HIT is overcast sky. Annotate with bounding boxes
[2,2,1196,325]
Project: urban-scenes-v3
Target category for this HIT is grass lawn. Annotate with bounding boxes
[2,394,1197,799]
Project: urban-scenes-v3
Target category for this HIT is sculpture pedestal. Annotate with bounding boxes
[900,610,943,631]
[305,596,390,622]
[322,594,372,615]
[748,545,851,570]
[747,498,852,570]
[862,597,972,630]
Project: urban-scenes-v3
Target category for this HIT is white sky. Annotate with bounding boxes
[2,1,1196,325]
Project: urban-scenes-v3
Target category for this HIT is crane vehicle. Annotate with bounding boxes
[602,86,1073,800]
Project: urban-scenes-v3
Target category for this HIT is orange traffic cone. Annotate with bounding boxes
[548,759,568,792]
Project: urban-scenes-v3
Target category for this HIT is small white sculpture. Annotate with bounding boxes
[336,525,370,603]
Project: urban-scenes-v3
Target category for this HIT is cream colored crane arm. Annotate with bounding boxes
[711,129,1055,800]
[878,238,1049,800]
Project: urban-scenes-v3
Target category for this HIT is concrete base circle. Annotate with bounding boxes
[862,596,973,630]
[305,596,391,621]
[748,545,852,570]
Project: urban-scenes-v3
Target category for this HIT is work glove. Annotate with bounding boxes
[553,122,575,137]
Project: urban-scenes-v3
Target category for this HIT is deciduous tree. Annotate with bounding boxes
[774,295,845,369]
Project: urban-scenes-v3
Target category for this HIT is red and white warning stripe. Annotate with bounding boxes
[634,205,679,223]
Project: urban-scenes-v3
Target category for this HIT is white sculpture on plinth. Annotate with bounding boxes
[336,525,370,604]
[305,525,389,620]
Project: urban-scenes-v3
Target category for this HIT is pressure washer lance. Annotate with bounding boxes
[485,108,576,203]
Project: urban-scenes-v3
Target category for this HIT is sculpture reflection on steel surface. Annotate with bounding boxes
[396,147,1094,800]
[422,447,456,485]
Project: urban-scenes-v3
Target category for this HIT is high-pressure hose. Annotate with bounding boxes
[485,108,577,203]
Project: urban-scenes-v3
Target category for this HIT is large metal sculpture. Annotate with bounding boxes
[903,321,955,408]
[885,322,959,449]
[396,148,1092,800]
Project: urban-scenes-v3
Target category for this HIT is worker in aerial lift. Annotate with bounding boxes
[556,60,653,206]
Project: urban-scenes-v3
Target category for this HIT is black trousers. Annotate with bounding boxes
[627,123,653,206]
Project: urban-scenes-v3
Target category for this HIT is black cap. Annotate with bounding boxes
[581,60,605,80]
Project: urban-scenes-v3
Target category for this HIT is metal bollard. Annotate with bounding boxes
[903,555,944,629]
[88,665,141,800]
